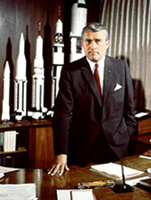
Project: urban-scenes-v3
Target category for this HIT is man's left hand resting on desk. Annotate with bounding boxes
[48,154,69,176]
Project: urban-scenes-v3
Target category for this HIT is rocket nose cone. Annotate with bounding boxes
[19,32,25,52]
[57,19,62,24]
[4,61,10,77]
[56,19,63,34]
[20,32,25,44]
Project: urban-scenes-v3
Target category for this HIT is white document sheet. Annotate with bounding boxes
[135,112,149,118]
[0,183,37,200]
[126,176,150,186]
[0,166,19,174]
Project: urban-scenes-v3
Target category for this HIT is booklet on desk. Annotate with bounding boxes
[56,189,96,200]
[90,162,144,180]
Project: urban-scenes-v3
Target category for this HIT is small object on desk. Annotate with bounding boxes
[77,180,115,189]
[140,178,151,187]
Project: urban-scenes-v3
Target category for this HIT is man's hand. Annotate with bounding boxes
[48,154,69,176]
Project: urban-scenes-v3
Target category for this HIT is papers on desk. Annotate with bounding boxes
[140,177,151,187]
[0,165,19,174]
[139,155,151,160]
[90,162,144,180]
[126,176,150,186]
[56,189,96,200]
[0,166,19,179]
[139,149,151,160]
[0,173,4,178]
[0,183,37,200]
[135,112,149,118]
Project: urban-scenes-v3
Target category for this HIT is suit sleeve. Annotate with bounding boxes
[124,62,137,136]
[52,68,74,155]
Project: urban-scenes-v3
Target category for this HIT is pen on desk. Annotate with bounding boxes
[77,180,115,189]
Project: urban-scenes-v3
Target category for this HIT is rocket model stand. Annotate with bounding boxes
[14,33,27,121]
[1,61,10,121]
[31,22,46,119]
[70,0,87,62]
[51,18,64,109]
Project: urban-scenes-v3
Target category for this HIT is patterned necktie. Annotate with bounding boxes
[94,63,102,101]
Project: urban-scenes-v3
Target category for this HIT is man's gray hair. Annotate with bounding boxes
[81,22,109,41]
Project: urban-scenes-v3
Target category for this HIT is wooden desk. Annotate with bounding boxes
[129,113,151,155]
[129,134,151,155]
[0,156,151,200]
[137,115,151,135]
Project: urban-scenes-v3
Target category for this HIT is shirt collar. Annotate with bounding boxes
[86,56,105,73]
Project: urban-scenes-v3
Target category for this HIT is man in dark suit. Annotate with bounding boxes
[48,22,137,176]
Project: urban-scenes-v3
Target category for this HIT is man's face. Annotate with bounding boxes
[81,31,110,62]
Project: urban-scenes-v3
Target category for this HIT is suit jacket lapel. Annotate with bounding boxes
[81,57,102,106]
[103,57,112,102]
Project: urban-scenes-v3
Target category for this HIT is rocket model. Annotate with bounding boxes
[14,33,27,120]
[1,61,10,121]
[51,18,64,108]
[31,22,45,113]
[70,0,87,62]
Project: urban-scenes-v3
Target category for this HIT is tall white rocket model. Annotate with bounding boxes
[14,33,27,120]
[31,22,45,112]
[1,61,10,121]
[70,0,87,62]
[51,18,64,108]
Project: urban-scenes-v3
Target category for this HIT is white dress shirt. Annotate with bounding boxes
[86,57,105,95]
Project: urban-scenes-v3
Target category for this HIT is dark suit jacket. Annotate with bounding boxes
[53,56,137,163]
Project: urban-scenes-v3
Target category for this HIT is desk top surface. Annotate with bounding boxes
[0,156,151,200]
[131,133,151,144]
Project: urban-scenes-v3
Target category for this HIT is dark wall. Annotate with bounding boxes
[0,0,100,116]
